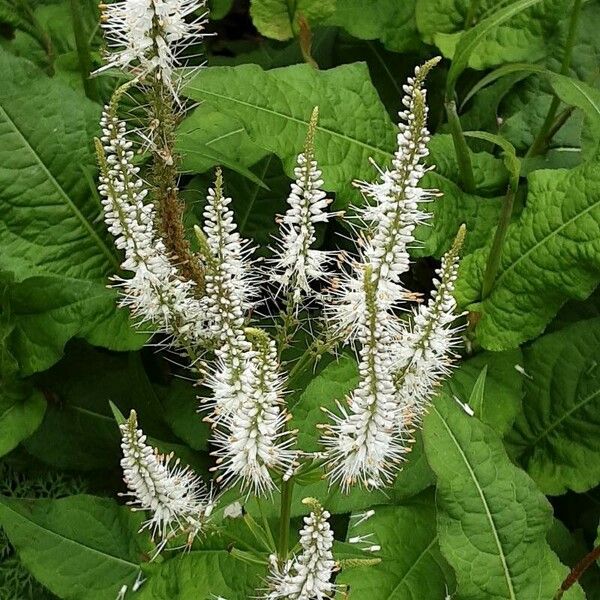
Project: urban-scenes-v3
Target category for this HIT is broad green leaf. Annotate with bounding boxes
[183,62,397,208]
[209,0,234,19]
[0,50,144,372]
[508,318,600,495]
[325,0,421,53]
[423,393,583,600]
[137,549,262,599]
[177,104,269,173]
[0,495,149,600]
[337,491,455,599]
[443,0,548,97]
[249,0,335,41]
[445,349,523,436]
[456,157,600,350]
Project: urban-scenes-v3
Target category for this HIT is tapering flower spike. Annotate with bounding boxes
[119,410,213,547]
[321,265,408,491]
[98,0,209,94]
[393,225,465,430]
[265,498,336,600]
[96,99,208,349]
[270,107,334,304]
[211,328,296,495]
[196,168,257,419]
[322,59,449,491]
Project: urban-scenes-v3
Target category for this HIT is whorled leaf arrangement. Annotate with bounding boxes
[94,2,464,596]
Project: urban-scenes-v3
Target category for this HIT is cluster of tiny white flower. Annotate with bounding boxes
[266,499,336,600]
[322,57,463,491]
[98,0,208,93]
[195,172,296,494]
[119,410,213,546]
[270,107,334,305]
[97,107,209,348]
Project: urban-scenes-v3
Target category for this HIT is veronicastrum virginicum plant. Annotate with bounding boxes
[93,1,465,597]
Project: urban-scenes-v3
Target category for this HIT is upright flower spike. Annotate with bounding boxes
[96,103,208,348]
[211,328,296,495]
[393,225,465,430]
[270,107,334,304]
[322,59,442,489]
[266,498,336,600]
[326,57,441,343]
[98,0,209,92]
[321,265,407,491]
[196,169,257,419]
[119,410,213,547]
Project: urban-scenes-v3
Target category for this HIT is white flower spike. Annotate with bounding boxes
[119,410,213,547]
[211,328,296,495]
[96,104,209,349]
[98,0,209,93]
[271,107,334,304]
[265,498,336,600]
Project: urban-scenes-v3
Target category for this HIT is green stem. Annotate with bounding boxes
[69,0,99,101]
[277,477,294,563]
[481,181,516,299]
[465,0,481,28]
[445,100,476,193]
[527,0,583,157]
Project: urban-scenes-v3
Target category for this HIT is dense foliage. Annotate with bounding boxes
[1,0,600,599]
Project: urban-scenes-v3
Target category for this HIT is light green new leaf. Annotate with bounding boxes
[423,393,583,599]
[249,0,335,41]
[337,491,454,599]
[456,157,600,350]
[508,318,600,495]
[0,495,149,600]
[183,62,397,208]
[325,0,421,53]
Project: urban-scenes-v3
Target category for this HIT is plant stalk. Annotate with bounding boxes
[527,0,583,157]
[481,180,516,298]
[465,0,481,28]
[277,477,294,563]
[69,0,99,101]
[554,545,600,599]
[445,100,476,193]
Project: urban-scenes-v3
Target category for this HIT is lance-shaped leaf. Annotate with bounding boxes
[508,317,600,495]
[423,393,583,600]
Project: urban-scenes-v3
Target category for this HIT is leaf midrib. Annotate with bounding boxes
[0,104,120,273]
[431,405,517,600]
[0,499,139,570]
[387,536,438,599]
[185,84,395,160]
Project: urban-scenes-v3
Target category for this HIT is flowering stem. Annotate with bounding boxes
[445,100,476,193]
[277,477,294,563]
[481,181,516,299]
[527,0,582,157]
[69,0,99,101]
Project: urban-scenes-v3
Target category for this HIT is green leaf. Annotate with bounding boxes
[177,104,269,173]
[456,156,600,350]
[508,318,600,495]
[423,393,583,600]
[444,0,547,97]
[337,491,455,599]
[249,0,335,41]
[445,349,523,436]
[0,495,149,600]
[0,50,144,373]
[325,0,421,53]
[183,62,397,208]
[137,549,263,599]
